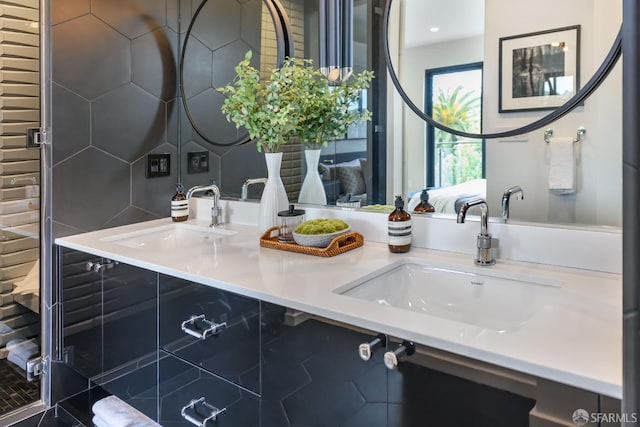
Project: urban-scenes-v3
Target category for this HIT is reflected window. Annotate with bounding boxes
[426,63,484,189]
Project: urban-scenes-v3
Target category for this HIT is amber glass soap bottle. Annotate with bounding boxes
[413,189,435,213]
[171,183,188,222]
[388,195,412,253]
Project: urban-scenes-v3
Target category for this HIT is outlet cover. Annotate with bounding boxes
[146,153,171,178]
[187,151,210,174]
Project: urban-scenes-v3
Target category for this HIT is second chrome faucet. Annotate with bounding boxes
[186,184,224,227]
[501,185,524,222]
[457,198,495,266]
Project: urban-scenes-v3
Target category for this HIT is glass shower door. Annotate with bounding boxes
[0,0,43,420]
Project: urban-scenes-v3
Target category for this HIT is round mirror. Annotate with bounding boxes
[383,0,622,139]
[180,0,294,147]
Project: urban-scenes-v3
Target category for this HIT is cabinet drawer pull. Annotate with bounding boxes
[181,314,227,340]
[181,397,226,426]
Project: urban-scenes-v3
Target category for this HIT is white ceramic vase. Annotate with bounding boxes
[298,149,327,205]
[258,152,289,231]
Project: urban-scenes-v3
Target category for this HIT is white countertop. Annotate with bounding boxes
[55,216,622,399]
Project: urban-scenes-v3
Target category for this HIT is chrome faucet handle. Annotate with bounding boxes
[475,234,495,266]
[210,205,224,227]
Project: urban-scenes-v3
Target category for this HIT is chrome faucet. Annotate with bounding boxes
[186,184,224,227]
[241,178,267,201]
[456,198,495,266]
[501,185,524,222]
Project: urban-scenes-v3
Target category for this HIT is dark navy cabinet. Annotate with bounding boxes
[59,248,535,427]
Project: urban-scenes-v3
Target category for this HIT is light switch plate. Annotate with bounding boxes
[187,151,209,174]
[146,153,171,178]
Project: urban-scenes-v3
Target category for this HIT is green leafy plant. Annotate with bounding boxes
[292,61,374,147]
[217,51,374,152]
[217,51,300,153]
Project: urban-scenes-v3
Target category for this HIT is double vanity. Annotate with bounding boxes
[55,199,622,426]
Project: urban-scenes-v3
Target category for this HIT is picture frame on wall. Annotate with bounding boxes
[499,25,581,113]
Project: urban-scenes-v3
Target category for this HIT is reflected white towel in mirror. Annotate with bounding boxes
[548,137,576,194]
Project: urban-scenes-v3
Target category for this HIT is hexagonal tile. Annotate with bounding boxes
[211,39,256,88]
[240,0,262,52]
[343,403,388,427]
[282,381,365,425]
[219,143,265,198]
[166,98,180,146]
[166,0,188,33]
[103,206,161,228]
[261,360,310,401]
[52,15,130,100]
[52,0,90,25]
[186,88,244,148]
[191,0,241,51]
[354,363,388,403]
[52,83,90,164]
[53,148,129,231]
[92,83,166,162]
[181,36,213,99]
[132,27,178,101]
[92,0,166,39]
[132,143,177,216]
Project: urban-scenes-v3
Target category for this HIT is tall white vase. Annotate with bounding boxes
[298,149,327,205]
[258,152,289,231]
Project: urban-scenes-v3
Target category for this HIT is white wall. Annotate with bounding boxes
[483,0,622,226]
[389,0,622,226]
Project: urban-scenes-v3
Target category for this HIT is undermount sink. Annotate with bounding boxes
[101,223,236,251]
[334,258,562,332]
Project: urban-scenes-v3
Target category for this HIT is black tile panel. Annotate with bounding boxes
[92,0,166,39]
[92,83,166,163]
[132,27,179,101]
[52,15,130,100]
[51,83,90,165]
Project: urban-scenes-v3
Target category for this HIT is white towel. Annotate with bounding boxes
[6,339,39,370]
[548,137,576,194]
[92,395,160,427]
[0,322,12,334]
[92,414,109,427]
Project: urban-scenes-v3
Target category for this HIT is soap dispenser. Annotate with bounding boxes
[413,189,435,213]
[171,183,188,222]
[388,195,411,253]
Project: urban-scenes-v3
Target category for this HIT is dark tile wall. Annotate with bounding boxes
[50,0,302,236]
[51,0,182,237]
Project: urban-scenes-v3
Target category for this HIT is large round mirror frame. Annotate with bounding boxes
[179,0,295,147]
[383,0,622,140]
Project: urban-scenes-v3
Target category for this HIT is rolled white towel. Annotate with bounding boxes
[92,414,109,427]
[6,339,39,360]
[92,395,160,427]
[6,339,39,370]
[0,322,12,334]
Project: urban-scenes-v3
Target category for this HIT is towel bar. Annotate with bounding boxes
[544,127,586,143]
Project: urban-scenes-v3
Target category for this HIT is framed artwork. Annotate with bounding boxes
[499,25,580,112]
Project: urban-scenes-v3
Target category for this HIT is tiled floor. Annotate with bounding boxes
[0,359,40,417]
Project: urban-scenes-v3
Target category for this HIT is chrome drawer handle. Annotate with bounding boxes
[181,314,227,340]
[181,397,226,426]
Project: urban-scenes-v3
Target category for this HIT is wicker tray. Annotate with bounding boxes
[259,226,364,257]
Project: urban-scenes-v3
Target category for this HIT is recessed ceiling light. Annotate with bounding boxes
[430,27,440,33]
